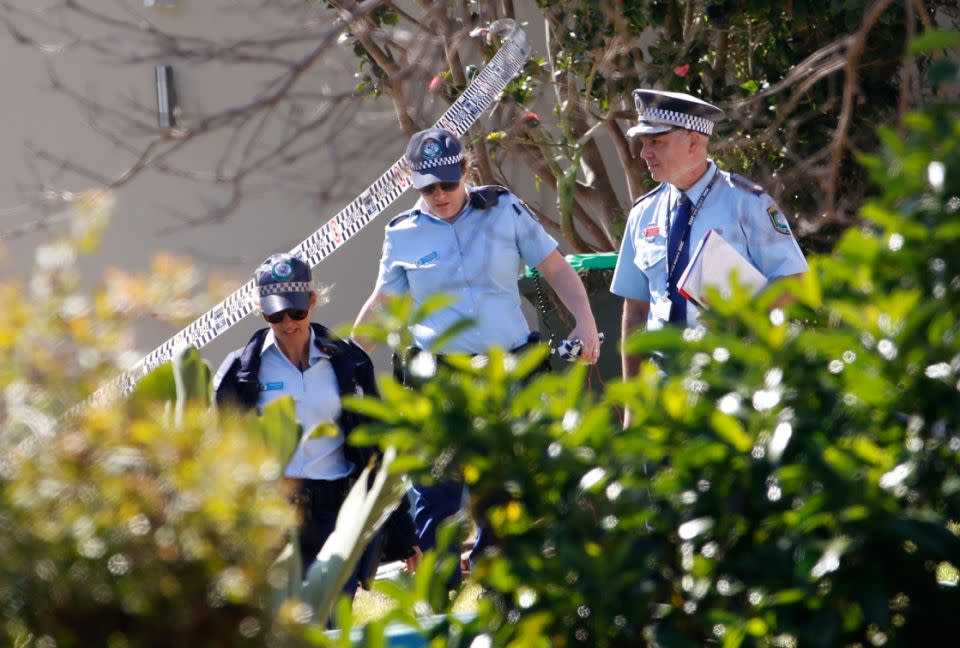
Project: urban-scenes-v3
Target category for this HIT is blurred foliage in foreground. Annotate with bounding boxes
[347,97,960,647]
[0,195,377,646]
[2,73,959,648]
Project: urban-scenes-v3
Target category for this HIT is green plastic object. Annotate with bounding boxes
[524,252,619,277]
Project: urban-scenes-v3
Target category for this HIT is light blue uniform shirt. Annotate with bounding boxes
[611,161,808,330]
[254,329,354,480]
[375,186,557,354]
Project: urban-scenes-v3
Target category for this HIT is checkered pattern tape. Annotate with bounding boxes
[258,281,313,296]
[411,152,464,171]
[642,107,715,135]
[74,20,532,413]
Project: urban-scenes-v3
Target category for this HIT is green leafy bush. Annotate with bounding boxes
[348,96,960,647]
[0,400,299,647]
[0,209,307,647]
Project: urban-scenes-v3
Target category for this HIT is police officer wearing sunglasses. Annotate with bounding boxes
[353,127,600,583]
[214,253,421,587]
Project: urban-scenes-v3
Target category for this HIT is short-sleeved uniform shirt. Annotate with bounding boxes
[214,328,354,480]
[611,161,808,330]
[375,186,558,354]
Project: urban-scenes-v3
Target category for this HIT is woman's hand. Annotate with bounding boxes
[567,322,601,364]
[403,545,423,573]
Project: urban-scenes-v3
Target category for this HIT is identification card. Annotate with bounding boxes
[651,297,672,322]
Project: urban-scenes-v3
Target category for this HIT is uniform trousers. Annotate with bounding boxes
[292,476,361,590]
[395,333,551,587]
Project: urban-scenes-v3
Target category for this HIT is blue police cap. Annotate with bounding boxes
[255,253,313,316]
[627,89,725,137]
[404,128,464,189]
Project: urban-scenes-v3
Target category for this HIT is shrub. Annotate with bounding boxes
[349,95,960,647]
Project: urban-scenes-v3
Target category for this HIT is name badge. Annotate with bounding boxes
[416,251,438,266]
[644,225,661,238]
[261,381,284,391]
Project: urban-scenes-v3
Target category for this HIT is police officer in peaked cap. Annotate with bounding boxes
[611,89,808,426]
[353,126,600,584]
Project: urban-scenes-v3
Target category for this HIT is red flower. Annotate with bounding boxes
[521,111,540,127]
[428,76,442,93]
[673,64,690,77]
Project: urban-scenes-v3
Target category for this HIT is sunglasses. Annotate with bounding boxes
[263,308,309,324]
[418,181,461,196]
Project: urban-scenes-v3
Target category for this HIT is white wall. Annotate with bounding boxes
[0,0,438,370]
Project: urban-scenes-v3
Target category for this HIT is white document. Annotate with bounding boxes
[677,229,767,309]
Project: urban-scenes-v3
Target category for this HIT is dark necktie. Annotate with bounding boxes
[667,192,692,324]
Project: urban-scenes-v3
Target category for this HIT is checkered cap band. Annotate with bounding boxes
[258,281,313,296]
[641,107,715,135]
[410,152,464,172]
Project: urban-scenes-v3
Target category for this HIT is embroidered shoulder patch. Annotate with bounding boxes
[731,173,765,196]
[767,205,791,235]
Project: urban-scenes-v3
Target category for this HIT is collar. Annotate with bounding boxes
[677,160,717,204]
[261,327,329,364]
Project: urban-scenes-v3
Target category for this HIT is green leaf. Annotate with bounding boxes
[253,396,300,468]
[710,411,752,453]
[172,346,211,426]
[302,448,407,626]
[268,541,303,615]
[427,318,476,353]
[907,29,960,55]
[129,362,177,405]
[766,588,808,606]
[342,394,403,424]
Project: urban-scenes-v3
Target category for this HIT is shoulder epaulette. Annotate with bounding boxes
[510,198,539,222]
[387,208,420,227]
[469,184,510,210]
[632,183,665,207]
[730,173,766,197]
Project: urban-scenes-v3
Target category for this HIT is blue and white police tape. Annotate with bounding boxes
[76,20,532,412]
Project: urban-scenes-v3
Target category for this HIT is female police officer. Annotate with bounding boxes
[352,127,600,577]
[214,252,421,586]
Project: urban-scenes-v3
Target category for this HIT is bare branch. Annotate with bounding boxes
[605,117,644,201]
[827,0,894,223]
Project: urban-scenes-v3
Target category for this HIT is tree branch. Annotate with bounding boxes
[605,118,644,203]
[826,0,894,223]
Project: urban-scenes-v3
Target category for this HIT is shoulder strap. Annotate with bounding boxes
[388,208,420,227]
[729,173,766,197]
[632,183,666,207]
[469,184,511,210]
